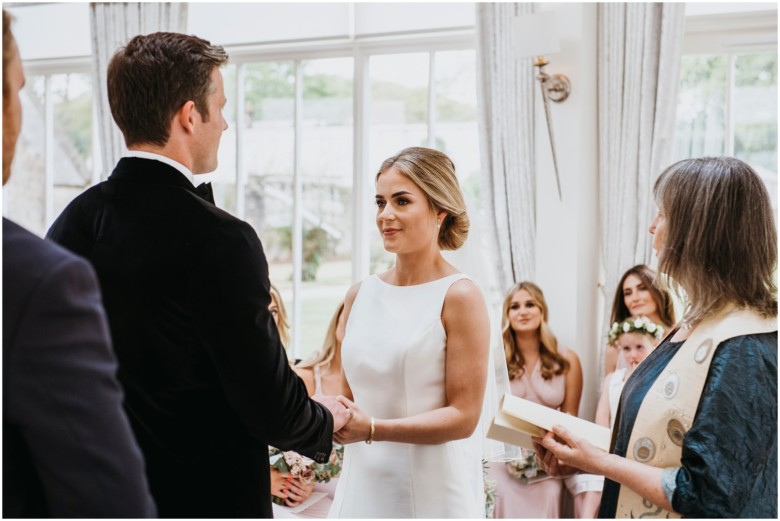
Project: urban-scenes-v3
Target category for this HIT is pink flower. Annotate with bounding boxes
[299,467,314,484]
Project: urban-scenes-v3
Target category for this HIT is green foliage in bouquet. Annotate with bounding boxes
[506,449,544,484]
[268,445,345,505]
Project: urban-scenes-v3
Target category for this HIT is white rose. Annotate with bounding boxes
[633,319,643,328]
[623,322,631,333]
[647,323,657,333]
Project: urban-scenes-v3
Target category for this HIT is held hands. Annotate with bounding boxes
[532,425,605,477]
[270,468,315,507]
[332,396,372,444]
[313,393,351,432]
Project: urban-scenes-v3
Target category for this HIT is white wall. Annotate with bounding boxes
[532,3,601,420]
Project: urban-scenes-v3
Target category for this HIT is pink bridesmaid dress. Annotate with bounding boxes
[487,356,567,518]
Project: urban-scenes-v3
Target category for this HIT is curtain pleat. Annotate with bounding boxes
[90,3,188,177]
[597,2,685,335]
[476,2,537,291]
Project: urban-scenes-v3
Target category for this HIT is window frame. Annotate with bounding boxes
[681,9,777,157]
[17,28,478,358]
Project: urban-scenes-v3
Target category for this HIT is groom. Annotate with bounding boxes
[47,32,349,518]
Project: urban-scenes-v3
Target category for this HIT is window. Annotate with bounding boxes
[3,70,100,234]
[673,7,777,207]
[4,3,480,361]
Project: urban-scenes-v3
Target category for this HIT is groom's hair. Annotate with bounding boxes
[107,31,228,147]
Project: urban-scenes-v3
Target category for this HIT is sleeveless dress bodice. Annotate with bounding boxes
[511,358,566,407]
[329,273,484,518]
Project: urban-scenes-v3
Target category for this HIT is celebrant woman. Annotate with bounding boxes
[534,157,777,518]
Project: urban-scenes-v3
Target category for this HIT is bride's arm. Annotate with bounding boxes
[336,279,490,444]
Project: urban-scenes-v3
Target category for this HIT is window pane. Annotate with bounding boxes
[298,57,354,360]
[434,49,481,210]
[4,76,46,235]
[673,55,727,161]
[733,52,777,207]
[51,73,93,220]
[6,3,91,60]
[369,52,430,274]
[241,61,296,350]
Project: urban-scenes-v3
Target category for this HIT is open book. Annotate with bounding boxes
[487,393,611,452]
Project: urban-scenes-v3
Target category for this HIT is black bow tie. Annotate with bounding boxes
[195,182,215,204]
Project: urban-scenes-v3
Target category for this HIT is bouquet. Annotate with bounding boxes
[268,445,344,503]
[505,448,548,484]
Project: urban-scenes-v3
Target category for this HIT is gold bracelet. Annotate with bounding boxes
[366,416,375,444]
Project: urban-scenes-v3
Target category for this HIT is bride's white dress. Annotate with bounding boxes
[328,273,484,518]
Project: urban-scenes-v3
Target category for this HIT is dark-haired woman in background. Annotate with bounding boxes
[603,265,676,375]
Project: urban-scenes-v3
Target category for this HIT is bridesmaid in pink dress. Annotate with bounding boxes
[270,300,346,515]
[487,281,583,518]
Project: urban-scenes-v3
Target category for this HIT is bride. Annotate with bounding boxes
[329,147,491,518]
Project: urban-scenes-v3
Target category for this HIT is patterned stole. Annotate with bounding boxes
[615,306,777,518]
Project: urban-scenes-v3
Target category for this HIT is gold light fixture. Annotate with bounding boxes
[516,11,570,201]
[532,55,571,103]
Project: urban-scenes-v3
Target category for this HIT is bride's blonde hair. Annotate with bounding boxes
[377,147,469,251]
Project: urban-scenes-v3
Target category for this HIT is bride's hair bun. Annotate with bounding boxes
[376,147,469,251]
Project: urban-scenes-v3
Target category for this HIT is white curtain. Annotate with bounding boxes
[476,2,537,292]
[598,3,685,316]
[90,2,188,176]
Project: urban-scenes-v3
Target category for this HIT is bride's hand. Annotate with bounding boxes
[333,395,372,444]
[313,393,351,432]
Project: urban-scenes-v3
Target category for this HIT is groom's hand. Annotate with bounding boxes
[313,394,351,432]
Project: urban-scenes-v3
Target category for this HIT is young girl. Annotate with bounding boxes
[596,316,665,429]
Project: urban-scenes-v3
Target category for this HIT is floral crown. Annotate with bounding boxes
[608,316,665,345]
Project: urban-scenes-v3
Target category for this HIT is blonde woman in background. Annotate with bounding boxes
[294,301,346,397]
[270,301,349,515]
[269,284,291,349]
[289,301,347,507]
[266,283,315,509]
[486,281,583,519]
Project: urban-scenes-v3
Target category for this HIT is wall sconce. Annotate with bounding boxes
[515,11,570,201]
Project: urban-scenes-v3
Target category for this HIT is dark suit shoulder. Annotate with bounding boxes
[3,218,99,356]
[4,218,93,289]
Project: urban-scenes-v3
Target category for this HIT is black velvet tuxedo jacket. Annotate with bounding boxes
[47,158,333,518]
[3,218,156,517]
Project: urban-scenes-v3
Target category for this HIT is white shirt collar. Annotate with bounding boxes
[124,150,195,186]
